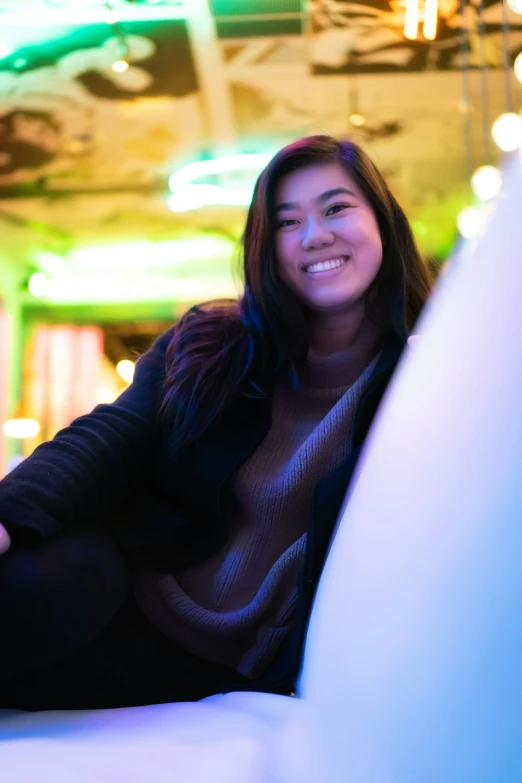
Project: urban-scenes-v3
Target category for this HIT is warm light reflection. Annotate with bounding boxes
[112,59,129,73]
[26,325,104,443]
[404,0,419,40]
[349,113,366,127]
[471,166,502,202]
[116,359,135,385]
[423,0,438,40]
[515,52,522,83]
[2,418,40,439]
[492,113,522,152]
[457,206,482,239]
[507,0,522,13]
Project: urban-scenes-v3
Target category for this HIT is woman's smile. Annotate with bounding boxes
[301,256,350,276]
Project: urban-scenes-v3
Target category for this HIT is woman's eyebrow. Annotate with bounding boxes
[275,200,299,213]
[275,187,357,213]
[317,187,357,202]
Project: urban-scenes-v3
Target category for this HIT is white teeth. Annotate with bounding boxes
[304,257,347,274]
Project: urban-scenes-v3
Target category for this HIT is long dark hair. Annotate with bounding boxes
[160,135,433,451]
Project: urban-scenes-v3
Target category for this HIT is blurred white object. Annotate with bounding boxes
[471,164,502,201]
[291,153,522,782]
[1,157,522,781]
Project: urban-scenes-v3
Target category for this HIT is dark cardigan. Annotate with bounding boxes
[0,325,405,693]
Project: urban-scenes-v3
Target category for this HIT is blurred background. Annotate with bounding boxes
[0,0,521,475]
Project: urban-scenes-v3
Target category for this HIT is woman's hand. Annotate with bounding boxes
[0,523,11,556]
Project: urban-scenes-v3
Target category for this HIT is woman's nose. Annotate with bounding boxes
[301,218,335,251]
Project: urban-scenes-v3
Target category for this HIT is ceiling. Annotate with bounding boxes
[0,0,521,320]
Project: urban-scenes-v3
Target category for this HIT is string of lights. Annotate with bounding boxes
[456,0,522,239]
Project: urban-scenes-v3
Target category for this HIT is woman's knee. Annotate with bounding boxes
[0,524,129,675]
[1,524,127,600]
[40,523,128,603]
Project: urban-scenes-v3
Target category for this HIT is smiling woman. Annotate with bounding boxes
[0,135,433,711]
[275,164,383,353]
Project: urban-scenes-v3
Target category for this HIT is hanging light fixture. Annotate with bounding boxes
[404,0,438,40]
[348,86,366,127]
[423,0,439,40]
[105,0,131,73]
[404,0,420,39]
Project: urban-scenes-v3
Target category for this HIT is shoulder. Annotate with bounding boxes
[131,325,176,388]
[176,300,242,331]
[166,300,243,355]
[136,300,243,376]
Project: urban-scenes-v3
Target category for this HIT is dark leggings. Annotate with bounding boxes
[0,524,246,711]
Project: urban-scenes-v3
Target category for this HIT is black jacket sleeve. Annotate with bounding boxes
[0,326,175,543]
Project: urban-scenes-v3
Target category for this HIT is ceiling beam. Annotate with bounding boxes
[184,0,237,148]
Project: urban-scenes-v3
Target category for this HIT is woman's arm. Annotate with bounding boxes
[0,326,175,544]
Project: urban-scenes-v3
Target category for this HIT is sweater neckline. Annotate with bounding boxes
[300,341,382,390]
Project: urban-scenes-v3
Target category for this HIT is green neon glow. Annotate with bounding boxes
[33,252,67,276]
[0,43,15,59]
[31,236,239,304]
[211,0,303,13]
[0,1,185,27]
[168,153,273,212]
[36,274,238,304]
[28,272,47,298]
[35,237,234,272]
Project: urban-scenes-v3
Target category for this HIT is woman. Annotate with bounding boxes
[0,135,433,710]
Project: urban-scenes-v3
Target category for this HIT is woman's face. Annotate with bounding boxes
[274,162,383,314]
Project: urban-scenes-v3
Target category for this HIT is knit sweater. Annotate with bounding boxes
[133,346,380,678]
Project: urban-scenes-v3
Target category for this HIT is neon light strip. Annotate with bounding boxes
[215,13,304,21]
[423,0,438,40]
[34,237,235,272]
[404,0,419,40]
[37,275,238,304]
[0,4,185,26]
[168,153,272,212]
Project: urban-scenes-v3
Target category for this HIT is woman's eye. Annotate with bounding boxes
[277,218,299,228]
[326,203,349,216]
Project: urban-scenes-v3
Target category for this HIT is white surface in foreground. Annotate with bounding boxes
[0,692,294,783]
[296,157,522,782]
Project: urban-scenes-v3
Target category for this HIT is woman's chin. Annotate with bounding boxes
[304,294,361,315]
